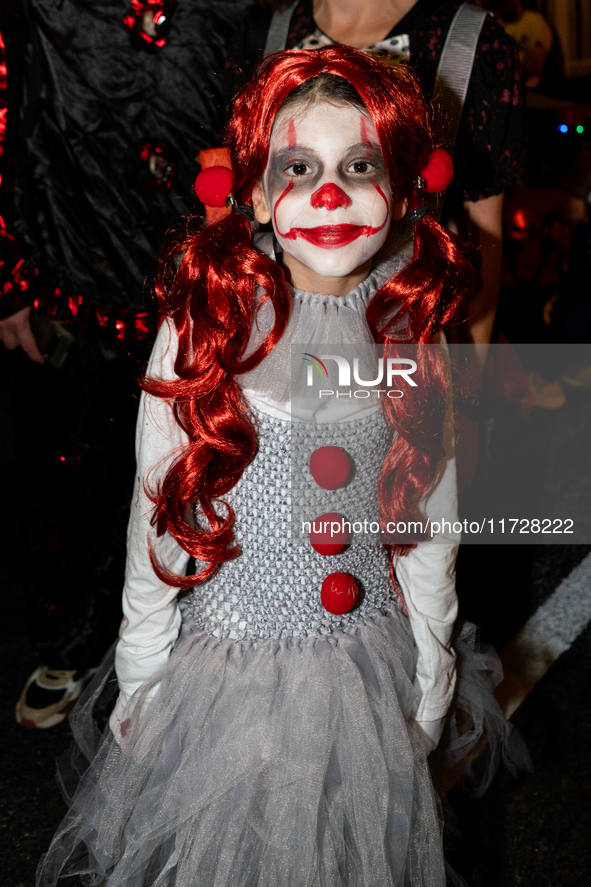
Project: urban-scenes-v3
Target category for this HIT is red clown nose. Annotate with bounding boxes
[310,183,352,210]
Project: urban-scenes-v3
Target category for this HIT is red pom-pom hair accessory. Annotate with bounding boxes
[194,162,255,222]
[195,148,232,225]
[194,166,233,207]
[415,147,454,194]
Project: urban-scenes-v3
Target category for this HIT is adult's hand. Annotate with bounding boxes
[565,195,587,227]
[0,306,45,363]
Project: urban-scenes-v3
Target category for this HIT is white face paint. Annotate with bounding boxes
[262,102,392,281]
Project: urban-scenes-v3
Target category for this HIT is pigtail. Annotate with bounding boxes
[368,210,482,555]
[144,211,291,587]
[368,213,481,346]
[376,341,451,554]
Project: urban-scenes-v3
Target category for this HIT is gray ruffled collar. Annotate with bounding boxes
[240,234,414,422]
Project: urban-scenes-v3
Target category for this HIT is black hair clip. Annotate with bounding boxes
[225,194,255,221]
[408,206,430,225]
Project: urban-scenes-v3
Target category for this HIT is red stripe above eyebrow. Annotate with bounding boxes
[287,119,297,149]
[360,116,372,147]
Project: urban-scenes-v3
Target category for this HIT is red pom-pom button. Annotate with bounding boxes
[309,512,349,555]
[309,446,351,490]
[194,166,233,207]
[420,148,454,193]
[321,572,359,615]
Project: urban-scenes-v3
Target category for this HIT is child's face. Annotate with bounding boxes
[254,101,395,284]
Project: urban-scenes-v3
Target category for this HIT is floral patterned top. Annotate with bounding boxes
[225,0,524,204]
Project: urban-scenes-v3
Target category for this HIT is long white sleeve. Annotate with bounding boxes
[394,476,459,722]
[111,319,190,732]
[394,342,460,723]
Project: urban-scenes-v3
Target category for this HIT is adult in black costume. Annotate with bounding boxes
[0,0,248,727]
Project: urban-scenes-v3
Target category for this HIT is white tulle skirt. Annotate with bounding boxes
[36,603,529,887]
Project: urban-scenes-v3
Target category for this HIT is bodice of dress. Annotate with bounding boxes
[183,407,398,640]
[182,242,413,640]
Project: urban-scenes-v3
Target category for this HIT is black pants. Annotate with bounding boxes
[8,322,151,670]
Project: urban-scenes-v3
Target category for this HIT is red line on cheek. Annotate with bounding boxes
[361,184,390,236]
[373,183,389,215]
[273,182,297,239]
[287,119,297,149]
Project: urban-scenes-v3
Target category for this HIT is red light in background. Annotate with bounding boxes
[513,210,527,230]
[508,208,530,240]
[68,294,84,317]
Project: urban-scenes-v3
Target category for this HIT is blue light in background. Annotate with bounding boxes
[558,124,569,133]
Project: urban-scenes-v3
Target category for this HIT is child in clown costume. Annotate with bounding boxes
[38,47,528,887]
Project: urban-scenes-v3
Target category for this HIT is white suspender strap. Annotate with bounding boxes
[434,3,488,155]
[263,1,299,57]
[429,3,488,219]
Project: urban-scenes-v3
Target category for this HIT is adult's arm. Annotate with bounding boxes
[459,191,504,349]
[445,12,523,347]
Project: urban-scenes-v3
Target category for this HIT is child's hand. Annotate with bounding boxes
[109,691,133,742]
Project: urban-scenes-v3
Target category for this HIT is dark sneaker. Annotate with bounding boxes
[16,666,96,729]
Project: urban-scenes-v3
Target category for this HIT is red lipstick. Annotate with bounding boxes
[292,225,367,247]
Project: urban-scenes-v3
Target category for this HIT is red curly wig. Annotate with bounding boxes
[145,46,481,586]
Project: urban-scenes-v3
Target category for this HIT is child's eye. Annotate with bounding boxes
[347,160,374,174]
[286,162,311,176]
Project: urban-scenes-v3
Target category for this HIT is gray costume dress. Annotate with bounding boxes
[37,256,529,887]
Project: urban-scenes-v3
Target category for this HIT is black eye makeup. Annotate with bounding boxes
[265,134,389,204]
[340,144,386,177]
[270,148,320,181]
